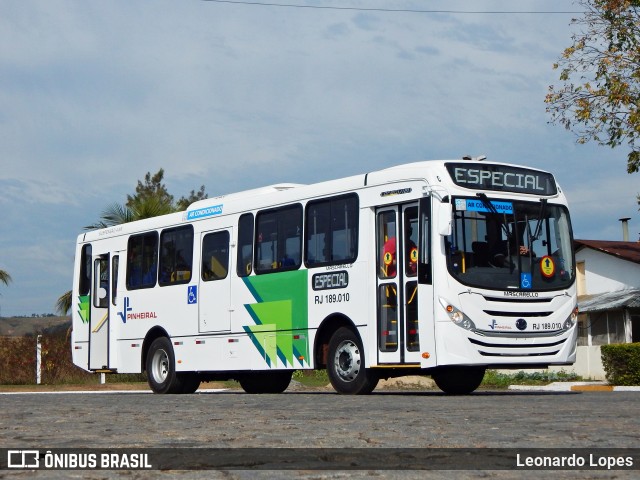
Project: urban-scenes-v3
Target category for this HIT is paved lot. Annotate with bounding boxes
[0,387,638,479]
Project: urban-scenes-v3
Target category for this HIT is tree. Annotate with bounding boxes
[127,168,207,212]
[85,198,173,230]
[56,290,71,317]
[57,170,208,314]
[0,269,11,286]
[545,0,640,174]
[0,268,11,318]
[85,170,208,230]
[176,185,208,211]
[126,169,174,213]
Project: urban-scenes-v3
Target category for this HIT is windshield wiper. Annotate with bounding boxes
[476,193,513,242]
[530,199,548,243]
[477,193,520,273]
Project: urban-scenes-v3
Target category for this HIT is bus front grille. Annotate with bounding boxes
[467,336,567,357]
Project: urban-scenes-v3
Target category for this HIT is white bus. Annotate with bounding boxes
[71,158,578,394]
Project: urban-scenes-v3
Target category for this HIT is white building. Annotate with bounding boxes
[571,240,640,379]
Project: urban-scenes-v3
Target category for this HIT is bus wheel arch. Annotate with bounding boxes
[314,313,357,369]
[141,326,171,373]
[321,322,379,395]
[143,327,202,394]
[145,335,184,394]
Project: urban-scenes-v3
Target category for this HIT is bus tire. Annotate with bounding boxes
[146,337,183,394]
[179,373,201,394]
[327,327,378,395]
[239,371,293,394]
[431,366,485,395]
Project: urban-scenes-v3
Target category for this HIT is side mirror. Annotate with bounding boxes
[438,202,452,236]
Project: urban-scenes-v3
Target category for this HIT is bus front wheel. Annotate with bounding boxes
[179,373,201,394]
[327,327,378,394]
[431,366,485,395]
[239,371,293,394]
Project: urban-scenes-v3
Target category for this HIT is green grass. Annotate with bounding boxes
[292,369,330,387]
[481,369,582,388]
[299,369,583,389]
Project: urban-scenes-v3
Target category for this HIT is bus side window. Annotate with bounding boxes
[202,231,230,281]
[93,255,109,308]
[305,194,359,268]
[404,206,418,277]
[78,244,92,296]
[305,201,330,265]
[111,255,119,306]
[159,226,194,286]
[418,197,432,284]
[237,213,254,277]
[378,211,397,278]
[255,204,302,274]
[127,232,159,290]
[256,210,278,271]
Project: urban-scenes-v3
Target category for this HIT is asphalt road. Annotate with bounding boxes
[1,387,638,479]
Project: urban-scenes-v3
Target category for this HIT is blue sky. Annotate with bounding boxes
[0,0,638,316]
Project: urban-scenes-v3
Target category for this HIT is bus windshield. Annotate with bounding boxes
[445,196,575,291]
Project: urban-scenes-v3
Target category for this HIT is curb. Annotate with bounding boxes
[508,382,640,392]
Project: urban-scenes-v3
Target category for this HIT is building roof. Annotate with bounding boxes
[574,240,640,265]
[578,289,640,313]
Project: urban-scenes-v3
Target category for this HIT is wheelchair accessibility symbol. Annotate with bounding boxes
[188,285,198,304]
[520,273,532,290]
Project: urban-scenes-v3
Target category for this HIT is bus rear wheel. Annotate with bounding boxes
[239,371,293,394]
[327,327,378,395]
[146,337,184,394]
[431,366,485,395]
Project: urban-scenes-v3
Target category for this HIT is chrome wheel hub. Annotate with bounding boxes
[151,348,169,383]
[334,340,361,382]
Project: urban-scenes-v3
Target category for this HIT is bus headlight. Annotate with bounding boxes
[439,298,476,331]
[563,306,579,330]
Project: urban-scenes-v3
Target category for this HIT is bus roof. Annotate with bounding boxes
[79,158,560,243]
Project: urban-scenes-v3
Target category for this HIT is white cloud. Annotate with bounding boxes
[0,179,79,206]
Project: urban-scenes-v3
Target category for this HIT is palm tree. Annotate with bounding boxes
[57,196,175,315]
[56,290,72,316]
[0,269,11,286]
[84,197,174,230]
[58,170,208,315]
[84,202,135,230]
[0,268,11,318]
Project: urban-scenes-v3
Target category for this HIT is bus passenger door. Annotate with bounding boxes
[199,228,232,332]
[89,252,110,370]
[376,203,422,365]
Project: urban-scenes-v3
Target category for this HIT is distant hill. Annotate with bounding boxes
[0,316,71,337]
